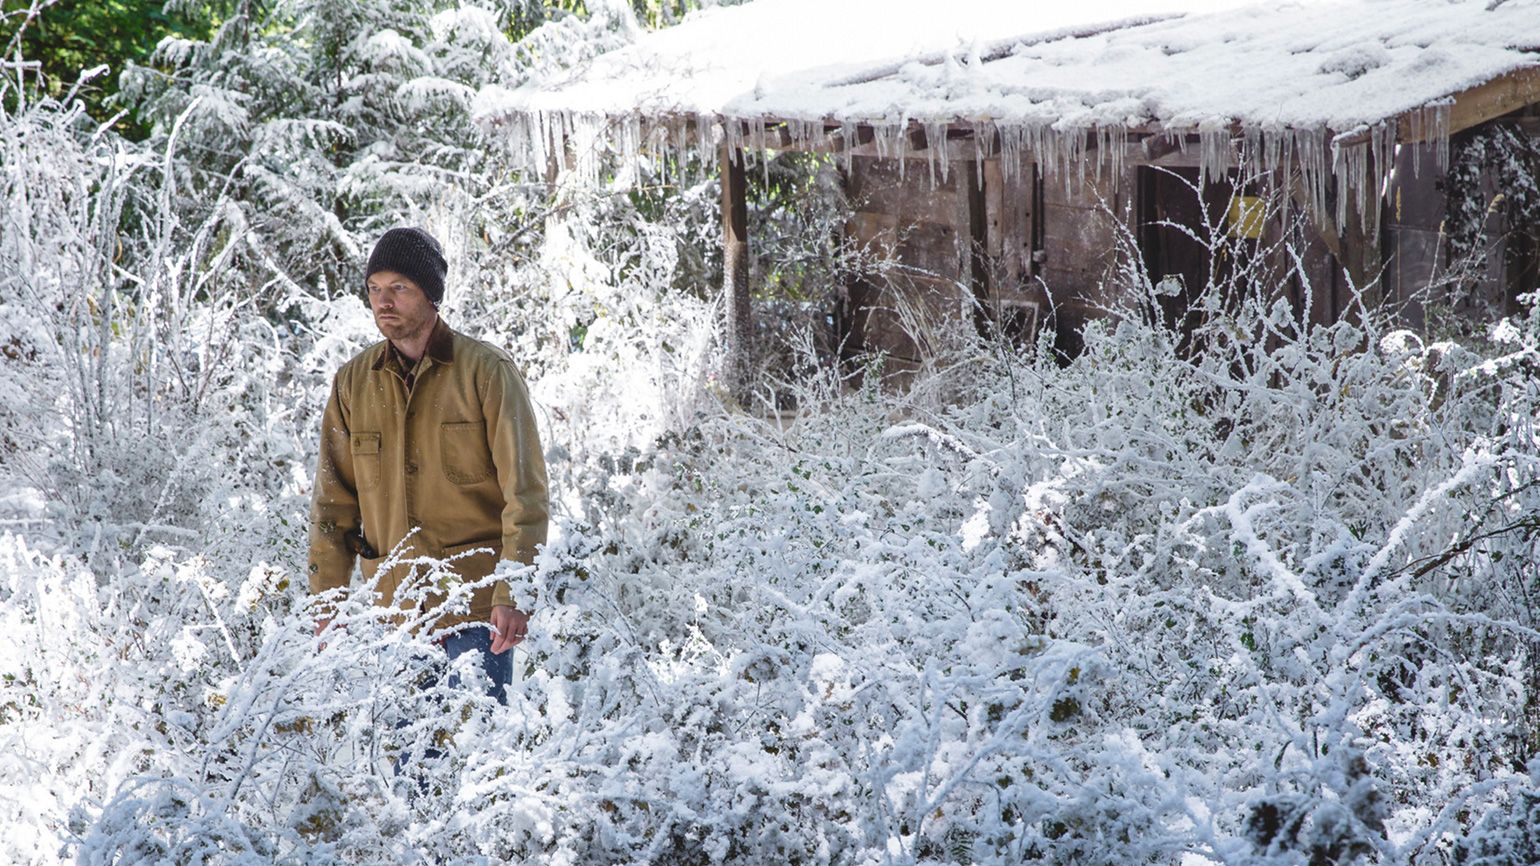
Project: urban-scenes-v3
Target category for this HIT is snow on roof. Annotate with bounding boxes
[482,0,1540,131]
[484,0,1259,121]
[478,0,1540,217]
[784,0,1540,136]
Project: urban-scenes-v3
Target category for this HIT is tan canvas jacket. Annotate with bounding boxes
[307,319,548,631]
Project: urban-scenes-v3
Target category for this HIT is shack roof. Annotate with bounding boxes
[482,0,1540,130]
[478,0,1540,213]
[482,0,1256,121]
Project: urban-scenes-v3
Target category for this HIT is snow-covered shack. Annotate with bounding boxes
[479,0,1540,366]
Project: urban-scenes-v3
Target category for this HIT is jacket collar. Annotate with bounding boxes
[370,317,455,371]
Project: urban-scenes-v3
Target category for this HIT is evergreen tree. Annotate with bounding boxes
[0,0,206,135]
[120,0,523,297]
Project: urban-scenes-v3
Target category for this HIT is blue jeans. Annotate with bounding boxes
[439,625,512,706]
[395,626,511,782]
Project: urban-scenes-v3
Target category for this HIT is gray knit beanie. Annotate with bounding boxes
[365,227,447,308]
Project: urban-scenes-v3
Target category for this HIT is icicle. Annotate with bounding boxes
[998,123,1024,183]
[1330,130,1375,234]
[872,124,890,160]
[695,112,717,173]
[1432,101,1451,172]
[871,123,903,178]
[520,113,539,177]
[899,115,915,183]
[563,111,575,181]
[540,112,556,179]
[924,119,948,186]
[1023,123,1069,193]
[546,111,562,180]
[1070,127,1085,195]
[724,116,741,165]
[799,119,824,154]
[1371,121,1397,233]
[841,119,856,174]
[1024,124,1044,185]
[1239,126,1262,180]
[1331,132,1348,231]
[1408,106,1424,182]
[973,125,985,191]
[532,112,550,178]
[670,117,688,183]
[562,112,578,181]
[1093,127,1107,183]
[624,113,643,183]
[561,111,578,183]
[786,119,806,153]
[592,112,611,188]
[1054,127,1077,196]
[1198,127,1230,188]
[1294,128,1313,217]
[1108,125,1128,187]
[1271,128,1292,227]
[508,114,524,173]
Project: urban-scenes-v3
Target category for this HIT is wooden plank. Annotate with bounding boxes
[1039,199,1120,304]
[1404,65,1540,141]
[1289,174,1343,261]
[966,159,992,335]
[892,221,962,278]
[849,157,959,220]
[984,159,1006,258]
[1386,142,1444,231]
[990,158,1034,288]
[1040,171,1119,209]
[846,211,900,255]
[1141,134,1186,162]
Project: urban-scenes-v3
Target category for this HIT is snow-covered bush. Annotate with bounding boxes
[11,170,1536,863]
[1440,122,1540,328]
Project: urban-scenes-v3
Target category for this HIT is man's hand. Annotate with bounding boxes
[314,617,335,651]
[489,604,529,654]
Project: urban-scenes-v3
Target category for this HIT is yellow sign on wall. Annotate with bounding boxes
[1227,196,1265,239]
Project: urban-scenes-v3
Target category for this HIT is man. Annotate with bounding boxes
[307,226,547,704]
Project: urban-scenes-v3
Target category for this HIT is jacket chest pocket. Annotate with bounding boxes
[350,432,382,490]
[441,421,493,485]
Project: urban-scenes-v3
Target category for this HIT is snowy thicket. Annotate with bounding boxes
[3,4,1539,866]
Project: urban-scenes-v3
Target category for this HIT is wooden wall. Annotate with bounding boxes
[835,120,1533,370]
[842,156,970,374]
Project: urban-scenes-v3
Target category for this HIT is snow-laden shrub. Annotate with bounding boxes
[0,78,321,571]
[9,233,1533,866]
[496,279,1537,866]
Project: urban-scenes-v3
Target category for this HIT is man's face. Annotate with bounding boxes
[366,270,436,344]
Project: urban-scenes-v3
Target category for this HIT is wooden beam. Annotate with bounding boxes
[1290,174,1343,261]
[1400,65,1540,142]
[720,145,752,400]
[965,160,992,337]
[1140,134,1185,162]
